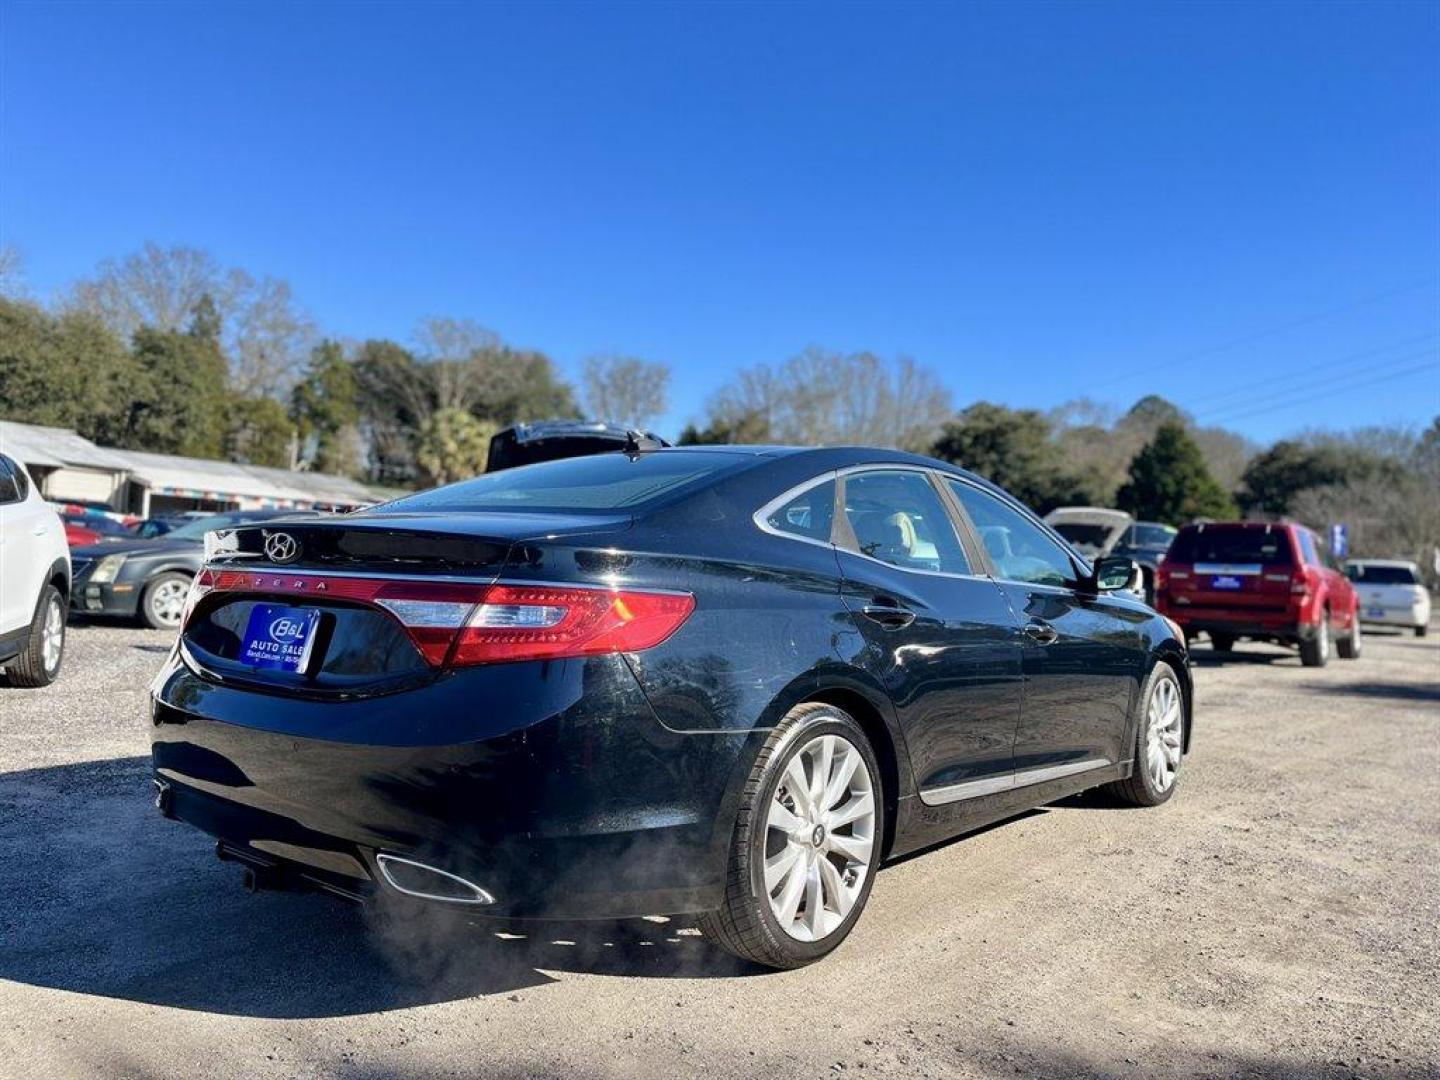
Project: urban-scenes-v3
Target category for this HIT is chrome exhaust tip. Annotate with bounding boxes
[375,853,495,905]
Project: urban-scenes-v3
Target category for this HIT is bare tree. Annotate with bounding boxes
[582,355,671,429]
[64,242,314,396]
[703,348,951,452]
[0,244,27,298]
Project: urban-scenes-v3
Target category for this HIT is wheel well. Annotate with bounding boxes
[50,571,69,600]
[805,687,900,859]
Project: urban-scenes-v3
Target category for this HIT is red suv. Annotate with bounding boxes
[1156,521,1361,666]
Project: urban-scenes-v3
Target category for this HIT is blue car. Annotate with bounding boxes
[150,446,1191,969]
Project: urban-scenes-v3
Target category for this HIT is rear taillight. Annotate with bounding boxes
[187,570,694,668]
[449,584,694,666]
[1291,570,1316,597]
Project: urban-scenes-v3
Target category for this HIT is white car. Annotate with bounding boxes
[0,454,70,686]
[1345,559,1431,638]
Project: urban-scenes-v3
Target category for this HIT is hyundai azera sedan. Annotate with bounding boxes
[150,446,1192,969]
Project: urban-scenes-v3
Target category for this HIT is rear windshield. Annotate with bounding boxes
[1346,564,1419,585]
[375,451,749,514]
[1167,526,1294,566]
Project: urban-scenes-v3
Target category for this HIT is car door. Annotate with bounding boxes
[944,477,1144,780]
[832,467,1024,801]
[0,455,47,633]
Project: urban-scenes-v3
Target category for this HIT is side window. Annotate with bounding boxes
[841,470,969,574]
[947,480,1078,588]
[1296,529,1321,567]
[0,456,21,506]
[763,477,836,544]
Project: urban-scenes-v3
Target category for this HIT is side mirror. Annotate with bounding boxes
[1093,555,1139,593]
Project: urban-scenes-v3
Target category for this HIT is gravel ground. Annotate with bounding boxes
[1,617,1436,1079]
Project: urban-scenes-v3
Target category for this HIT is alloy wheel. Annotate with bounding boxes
[1145,677,1183,794]
[41,596,64,674]
[150,580,188,627]
[763,733,876,943]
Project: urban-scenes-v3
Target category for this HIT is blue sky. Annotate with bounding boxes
[3,0,1437,443]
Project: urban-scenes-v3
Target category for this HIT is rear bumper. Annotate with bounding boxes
[149,652,756,919]
[1357,606,1428,628]
[1162,610,1312,643]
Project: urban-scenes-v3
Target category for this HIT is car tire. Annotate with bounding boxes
[5,584,66,688]
[1336,616,1362,660]
[1103,660,1184,808]
[1300,613,1331,668]
[698,702,884,970]
[140,571,191,630]
[1417,625,1429,638]
[1210,633,1235,653]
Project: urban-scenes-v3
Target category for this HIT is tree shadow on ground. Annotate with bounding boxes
[1301,680,1440,705]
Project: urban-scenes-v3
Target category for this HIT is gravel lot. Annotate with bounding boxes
[1,618,1436,1079]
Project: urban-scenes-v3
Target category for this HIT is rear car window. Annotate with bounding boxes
[1167,526,1293,566]
[765,478,836,543]
[1347,564,1419,585]
[1129,524,1177,548]
[376,450,749,514]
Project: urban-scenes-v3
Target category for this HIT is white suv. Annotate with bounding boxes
[0,454,70,687]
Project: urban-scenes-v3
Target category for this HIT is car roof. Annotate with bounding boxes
[1345,558,1419,568]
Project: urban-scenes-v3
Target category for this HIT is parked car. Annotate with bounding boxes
[0,454,70,687]
[1345,559,1431,637]
[150,446,1191,969]
[1155,520,1361,666]
[53,505,134,548]
[1042,507,1132,560]
[71,509,315,629]
[485,420,668,472]
[1111,521,1179,604]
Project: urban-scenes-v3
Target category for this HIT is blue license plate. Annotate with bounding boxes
[1367,608,1387,619]
[1210,575,1243,590]
[239,603,321,673]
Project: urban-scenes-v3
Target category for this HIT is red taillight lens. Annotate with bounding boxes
[450,585,694,666]
[187,570,694,668]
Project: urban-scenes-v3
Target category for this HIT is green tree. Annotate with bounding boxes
[932,402,1100,513]
[119,324,229,457]
[678,410,772,445]
[0,297,136,442]
[1238,438,1397,516]
[291,340,361,475]
[1117,422,1236,524]
[414,408,496,486]
[225,395,294,468]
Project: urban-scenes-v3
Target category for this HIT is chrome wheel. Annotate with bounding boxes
[1316,617,1330,662]
[149,579,187,627]
[764,733,876,942]
[40,596,64,674]
[1145,676,1183,794]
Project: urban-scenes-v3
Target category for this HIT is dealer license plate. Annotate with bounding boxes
[239,603,321,673]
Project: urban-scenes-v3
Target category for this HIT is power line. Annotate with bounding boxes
[1198,345,1440,421]
[1184,331,1439,410]
[1088,277,1439,391]
[1197,357,1439,425]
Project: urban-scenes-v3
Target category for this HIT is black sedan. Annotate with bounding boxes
[72,510,317,629]
[149,447,1192,969]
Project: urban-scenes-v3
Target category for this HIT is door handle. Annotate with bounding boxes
[861,604,917,630]
[32,524,49,536]
[1023,620,1058,645]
